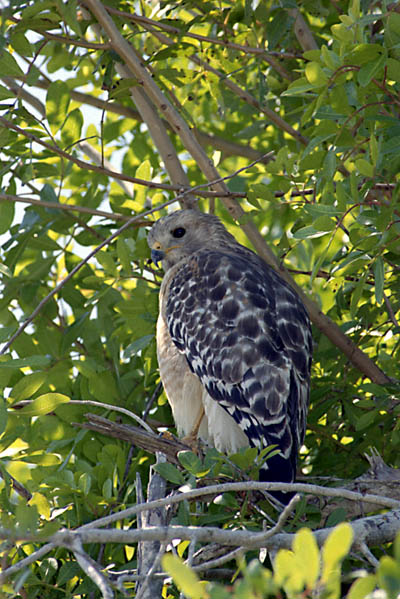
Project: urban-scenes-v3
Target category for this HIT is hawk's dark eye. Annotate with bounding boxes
[172,227,186,238]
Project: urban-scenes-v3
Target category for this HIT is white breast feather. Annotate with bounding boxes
[157,312,248,453]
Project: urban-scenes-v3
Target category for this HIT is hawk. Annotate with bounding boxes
[148,210,312,500]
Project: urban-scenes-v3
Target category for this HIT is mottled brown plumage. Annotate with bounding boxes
[148,210,312,495]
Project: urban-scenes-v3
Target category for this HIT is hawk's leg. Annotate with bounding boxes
[182,404,205,451]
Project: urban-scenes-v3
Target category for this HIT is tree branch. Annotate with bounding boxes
[37,508,400,550]
[135,454,169,599]
[0,192,132,221]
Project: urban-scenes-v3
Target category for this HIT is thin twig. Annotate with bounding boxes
[356,541,379,568]
[0,192,132,221]
[69,400,154,434]
[192,547,243,572]
[263,494,300,539]
[383,292,400,328]
[67,536,114,599]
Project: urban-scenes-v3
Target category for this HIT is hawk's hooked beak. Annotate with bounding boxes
[150,243,180,267]
[151,248,165,267]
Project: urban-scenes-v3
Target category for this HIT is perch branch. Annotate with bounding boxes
[74,412,191,465]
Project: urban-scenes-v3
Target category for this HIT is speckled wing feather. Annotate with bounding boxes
[166,247,312,484]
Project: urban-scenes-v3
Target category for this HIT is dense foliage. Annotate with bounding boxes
[0,0,399,596]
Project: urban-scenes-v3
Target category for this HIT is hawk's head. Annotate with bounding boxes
[147,209,235,271]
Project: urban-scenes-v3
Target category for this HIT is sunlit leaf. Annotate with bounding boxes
[16,393,70,416]
[162,554,206,599]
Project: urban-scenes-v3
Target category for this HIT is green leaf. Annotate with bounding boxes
[249,183,274,202]
[102,478,112,500]
[61,107,83,146]
[305,62,328,87]
[57,562,82,586]
[10,32,33,57]
[347,575,377,599]
[15,503,39,534]
[117,237,131,273]
[0,49,25,77]
[78,472,92,495]
[331,23,354,42]
[16,393,70,416]
[97,250,117,276]
[46,80,71,135]
[350,271,368,318]
[387,12,400,38]
[162,554,206,599]
[347,43,384,65]
[387,58,400,82]
[153,462,184,485]
[0,399,8,436]
[292,225,330,239]
[0,83,17,100]
[313,216,336,232]
[0,356,51,369]
[323,150,337,180]
[377,556,400,599]
[0,201,15,235]
[358,55,386,86]
[355,158,374,177]
[178,450,210,477]
[304,204,342,217]
[373,256,385,305]
[370,133,378,165]
[11,371,46,401]
[321,46,341,70]
[56,0,82,35]
[281,77,315,96]
[123,335,153,358]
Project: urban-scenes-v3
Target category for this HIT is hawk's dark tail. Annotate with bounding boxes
[259,452,296,506]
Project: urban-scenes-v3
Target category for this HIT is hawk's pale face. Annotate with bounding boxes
[147,210,230,271]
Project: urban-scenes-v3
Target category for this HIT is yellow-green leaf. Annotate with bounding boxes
[370,133,378,165]
[355,158,374,177]
[17,393,70,416]
[347,574,377,599]
[373,256,385,305]
[293,528,320,587]
[305,62,328,87]
[29,492,51,519]
[331,23,354,43]
[134,160,151,207]
[162,554,207,599]
[274,549,304,592]
[46,80,70,135]
[321,523,353,582]
[11,372,46,401]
